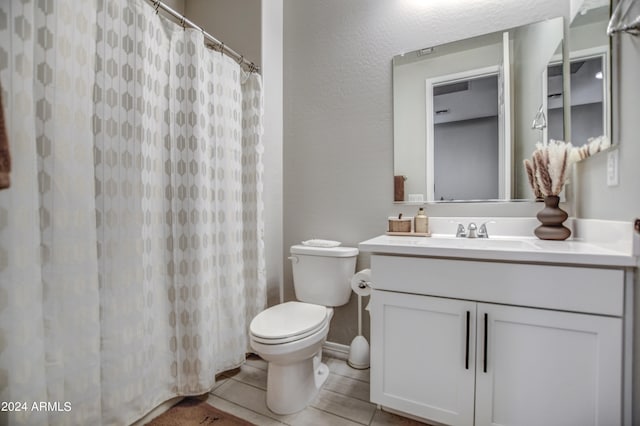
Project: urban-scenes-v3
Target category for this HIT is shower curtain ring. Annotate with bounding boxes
[220,42,225,56]
[180,17,186,30]
[154,1,160,14]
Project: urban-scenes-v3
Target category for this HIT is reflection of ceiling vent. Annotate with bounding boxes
[434,81,469,96]
[548,61,585,77]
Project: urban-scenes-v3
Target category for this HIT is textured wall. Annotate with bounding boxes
[283,0,569,345]
[261,0,284,306]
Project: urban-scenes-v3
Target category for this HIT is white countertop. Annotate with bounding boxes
[359,234,637,267]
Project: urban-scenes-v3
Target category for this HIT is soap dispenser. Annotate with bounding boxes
[414,207,429,234]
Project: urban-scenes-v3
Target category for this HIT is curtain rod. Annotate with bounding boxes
[148,0,260,73]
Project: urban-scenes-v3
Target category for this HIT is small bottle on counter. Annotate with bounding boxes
[414,207,429,234]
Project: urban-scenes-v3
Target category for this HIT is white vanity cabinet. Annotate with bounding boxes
[475,302,620,426]
[371,291,477,425]
[369,254,627,426]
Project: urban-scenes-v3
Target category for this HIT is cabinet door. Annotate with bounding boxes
[475,303,622,426]
[370,290,476,426]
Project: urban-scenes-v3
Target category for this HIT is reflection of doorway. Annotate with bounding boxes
[547,54,606,145]
[427,71,500,201]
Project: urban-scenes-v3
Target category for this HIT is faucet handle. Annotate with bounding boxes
[456,223,467,238]
[478,220,495,238]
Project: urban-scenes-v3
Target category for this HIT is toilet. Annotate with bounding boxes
[249,244,358,415]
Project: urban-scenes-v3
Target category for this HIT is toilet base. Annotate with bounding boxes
[266,352,328,415]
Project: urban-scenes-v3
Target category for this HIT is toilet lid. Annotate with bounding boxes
[250,301,328,341]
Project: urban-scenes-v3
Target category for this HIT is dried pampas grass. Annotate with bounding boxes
[574,135,611,161]
[524,136,611,198]
[524,139,575,197]
[524,159,542,199]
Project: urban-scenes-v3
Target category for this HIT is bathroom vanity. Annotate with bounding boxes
[360,230,635,426]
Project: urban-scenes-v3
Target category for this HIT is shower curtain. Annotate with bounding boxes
[0,0,266,424]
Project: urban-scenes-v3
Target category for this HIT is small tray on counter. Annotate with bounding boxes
[386,231,431,237]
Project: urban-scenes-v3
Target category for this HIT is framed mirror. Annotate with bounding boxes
[546,54,609,148]
[393,17,565,202]
[564,3,611,147]
[392,3,613,204]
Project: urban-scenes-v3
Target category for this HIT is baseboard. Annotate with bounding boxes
[323,341,350,360]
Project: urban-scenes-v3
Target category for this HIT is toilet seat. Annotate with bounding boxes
[250,301,330,345]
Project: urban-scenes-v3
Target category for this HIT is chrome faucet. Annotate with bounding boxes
[456,221,492,238]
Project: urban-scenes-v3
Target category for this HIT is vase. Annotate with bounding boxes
[534,195,571,240]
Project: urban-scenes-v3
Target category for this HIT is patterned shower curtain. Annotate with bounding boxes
[0,0,266,424]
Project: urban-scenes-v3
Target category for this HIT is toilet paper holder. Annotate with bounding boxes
[349,270,372,369]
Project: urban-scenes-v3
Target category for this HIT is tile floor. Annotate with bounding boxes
[207,354,429,425]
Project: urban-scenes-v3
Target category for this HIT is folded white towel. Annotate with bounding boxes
[301,239,341,248]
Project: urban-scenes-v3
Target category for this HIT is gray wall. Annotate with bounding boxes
[261,1,284,306]
[283,0,568,345]
[163,0,185,14]
[185,0,262,67]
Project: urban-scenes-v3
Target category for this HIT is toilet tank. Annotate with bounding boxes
[290,245,358,307]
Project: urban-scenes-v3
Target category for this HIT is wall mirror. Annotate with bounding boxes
[548,3,611,146]
[392,2,612,203]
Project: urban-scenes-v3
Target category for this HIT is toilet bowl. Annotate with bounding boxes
[249,244,358,415]
[250,302,333,414]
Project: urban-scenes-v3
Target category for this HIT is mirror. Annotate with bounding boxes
[547,3,611,145]
[564,3,611,147]
[393,4,612,203]
[393,17,565,202]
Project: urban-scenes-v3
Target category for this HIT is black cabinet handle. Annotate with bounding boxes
[483,313,488,373]
[465,310,470,370]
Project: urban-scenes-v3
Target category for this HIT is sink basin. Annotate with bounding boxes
[418,235,539,251]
